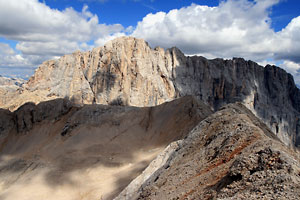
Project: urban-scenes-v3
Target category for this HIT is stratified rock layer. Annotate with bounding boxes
[1,37,300,147]
[121,103,300,200]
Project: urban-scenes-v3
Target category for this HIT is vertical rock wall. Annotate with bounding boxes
[1,36,300,147]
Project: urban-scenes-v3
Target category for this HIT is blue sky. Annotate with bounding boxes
[0,0,300,83]
[42,0,299,31]
[43,1,222,27]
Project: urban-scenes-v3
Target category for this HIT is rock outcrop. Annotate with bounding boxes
[1,37,299,147]
[118,103,300,200]
[0,96,212,200]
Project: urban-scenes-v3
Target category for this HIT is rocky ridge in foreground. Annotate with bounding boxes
[0,37,299,148]
[116,103,300,200]
[1,96,300,199]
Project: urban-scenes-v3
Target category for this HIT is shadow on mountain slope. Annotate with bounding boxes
[0,96,212,200]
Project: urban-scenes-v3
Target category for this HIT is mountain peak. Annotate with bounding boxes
[0,37,300,148]
[1,37,300,200]
[102,36,151,51]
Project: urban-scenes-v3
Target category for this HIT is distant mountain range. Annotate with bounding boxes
[0,75,24,87]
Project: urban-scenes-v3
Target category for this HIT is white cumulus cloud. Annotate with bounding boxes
[0,0,125,58]
[131,0,300,83]
[0,0,300,84]
[280,60,300,84]
[0,42,28,67]
[132,0,280,60]
[273,16,300,63]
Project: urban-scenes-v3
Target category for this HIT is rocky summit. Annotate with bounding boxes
[0,37,300,200]
[0,37,299,148]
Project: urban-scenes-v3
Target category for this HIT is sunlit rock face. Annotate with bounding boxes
[1,36,300,147]
[19,37,177,108]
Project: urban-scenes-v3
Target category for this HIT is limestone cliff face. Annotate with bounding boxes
[23,37,177,107]
[172,55,300,147]
[1,37,300,147]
